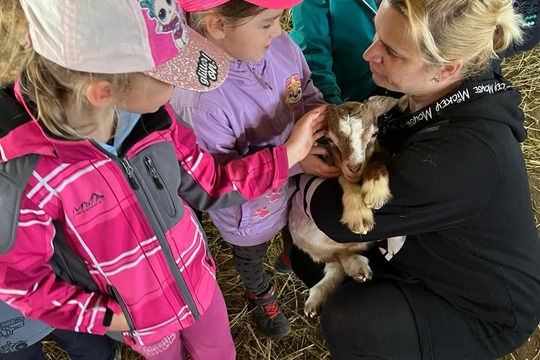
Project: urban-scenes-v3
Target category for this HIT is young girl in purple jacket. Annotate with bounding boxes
[170,0,340,338]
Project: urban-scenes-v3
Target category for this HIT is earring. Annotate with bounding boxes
[432,77,440,83]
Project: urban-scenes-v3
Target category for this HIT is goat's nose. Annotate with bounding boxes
[346,163,362,173]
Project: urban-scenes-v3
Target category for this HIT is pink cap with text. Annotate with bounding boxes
[19,0,228,91]
[180,0,302,12]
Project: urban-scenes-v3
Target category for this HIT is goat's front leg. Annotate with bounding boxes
[339,177,375,234]
[362,147,392,210]
[304,261,347,318]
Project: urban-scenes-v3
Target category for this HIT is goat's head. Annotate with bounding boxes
[325,96,406,183]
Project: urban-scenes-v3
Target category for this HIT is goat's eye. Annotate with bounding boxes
[371,131,379,138]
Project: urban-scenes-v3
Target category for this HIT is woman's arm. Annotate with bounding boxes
[300,126,498,242]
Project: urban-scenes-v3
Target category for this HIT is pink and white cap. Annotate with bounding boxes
[180,0,302,12]
[18,0,228,92]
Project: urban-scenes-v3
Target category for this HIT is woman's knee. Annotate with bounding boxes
[319,280,421,359]
[319,283,373,347]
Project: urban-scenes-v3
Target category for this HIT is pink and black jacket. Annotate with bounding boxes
[0,85,290,345]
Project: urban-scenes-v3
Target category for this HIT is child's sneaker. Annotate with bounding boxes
[246,284,291,338]
[273,251,293,274]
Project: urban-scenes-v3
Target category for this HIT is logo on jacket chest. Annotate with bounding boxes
[284,74,303,110]
[73,193,105,216]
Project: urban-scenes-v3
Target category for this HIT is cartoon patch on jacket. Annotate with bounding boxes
[0,316,27,354]
[284,74,303,110]
[141,0,189,49]
[0,317,24,338]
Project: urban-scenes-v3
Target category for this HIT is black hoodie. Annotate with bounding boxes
[302,71,540,333]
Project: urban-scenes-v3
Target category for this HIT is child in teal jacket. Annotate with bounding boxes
[290,0,378,104]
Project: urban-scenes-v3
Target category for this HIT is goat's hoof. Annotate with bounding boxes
[363,192,392,210]
[345,220,374,235]
[353,268,373,283]
[340,208,375,234]
[365,198,387,210]
[362,180,392,210]
[341,216,374,234]
[354,274,368,282]
[304,292,325,318]
[304,303,322,318]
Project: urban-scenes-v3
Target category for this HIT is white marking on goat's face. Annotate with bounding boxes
[326,102,379,182]
[343,114,367,164]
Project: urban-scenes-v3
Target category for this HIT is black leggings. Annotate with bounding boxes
[291,245,530,360]
[232,227,293,296]
[232,242,270,296]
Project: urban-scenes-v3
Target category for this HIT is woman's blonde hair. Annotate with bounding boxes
[188,0,266,37]
[387,0,524,78]
[0,0,136,140]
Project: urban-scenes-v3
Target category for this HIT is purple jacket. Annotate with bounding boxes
[170,31,325,245]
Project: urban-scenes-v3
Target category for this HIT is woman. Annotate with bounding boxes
[290,0,540,359]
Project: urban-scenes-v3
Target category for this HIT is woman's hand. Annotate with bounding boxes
[300,145,341,178]
[108,312,130,332]
[285,105,328,168]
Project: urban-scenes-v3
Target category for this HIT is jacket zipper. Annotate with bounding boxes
[143,155,176,217]
[247,65,289,130]
[120,157,139,190]
[115,155,201,320]
[248,65,272,90]
[144,156,164,189]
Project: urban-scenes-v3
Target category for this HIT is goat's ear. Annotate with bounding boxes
[327,103,338,118]
[366,96,401,118]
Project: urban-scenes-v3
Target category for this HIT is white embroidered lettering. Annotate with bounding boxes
[405,107,432,127]
[435,89,470,112]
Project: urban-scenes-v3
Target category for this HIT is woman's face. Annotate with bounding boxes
[363,1,438,97]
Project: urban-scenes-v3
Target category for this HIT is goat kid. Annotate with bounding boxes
[289,96,406,318]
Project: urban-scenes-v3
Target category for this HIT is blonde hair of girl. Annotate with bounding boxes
[0,0,136,140]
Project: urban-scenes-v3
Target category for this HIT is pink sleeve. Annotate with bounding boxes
[0,198,121,335]
[168,106,290,200]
